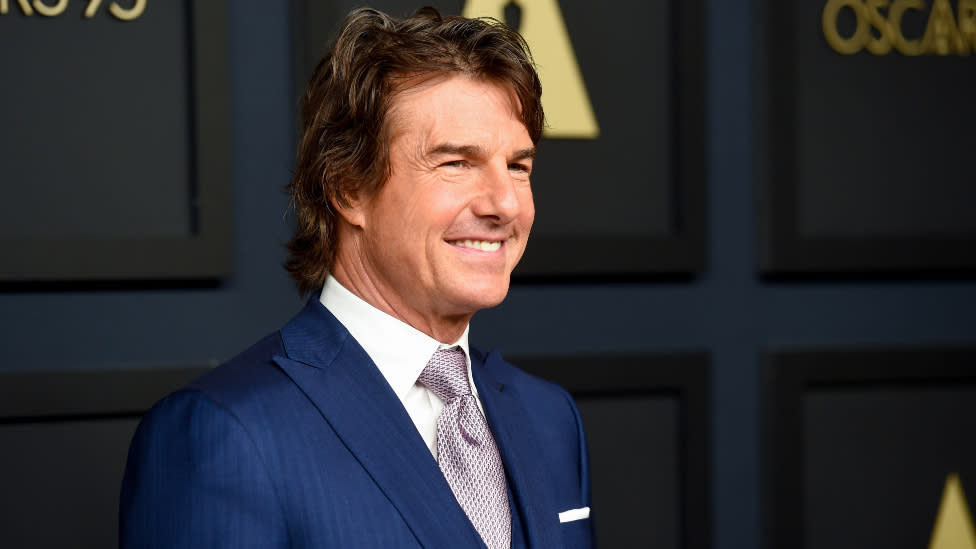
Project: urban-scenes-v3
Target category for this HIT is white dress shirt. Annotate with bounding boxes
[320,275,484,456]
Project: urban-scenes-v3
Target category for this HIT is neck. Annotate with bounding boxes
[330,261,471,344]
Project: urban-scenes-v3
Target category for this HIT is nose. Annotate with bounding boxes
[471,162,526,224]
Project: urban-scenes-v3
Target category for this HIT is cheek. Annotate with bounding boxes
[519,190,536,230]
[381,196,436,238]
[421,192,469,231]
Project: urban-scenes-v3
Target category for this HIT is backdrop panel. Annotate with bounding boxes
[757,0,976,274]
[764,347,976,549]
[0,1,232,281]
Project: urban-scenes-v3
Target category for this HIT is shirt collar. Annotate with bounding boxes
[319,275,471,400]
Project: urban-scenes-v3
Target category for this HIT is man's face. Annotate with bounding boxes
[344,74,535,331]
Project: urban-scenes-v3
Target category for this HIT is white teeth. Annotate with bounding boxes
[453,239,501,251]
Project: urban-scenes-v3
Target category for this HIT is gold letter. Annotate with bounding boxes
[84,0,102,18]
[1,0,34,15]
[32,0,66,16]
[961,0,976,50]
[109,0,145,21]
[921,0,968,54]
[823,0,870,54]
[865,0,894,54]
[928,474,976,549]
[889,0,926,55]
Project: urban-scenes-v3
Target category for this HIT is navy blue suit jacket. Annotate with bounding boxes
[120,298,594,548]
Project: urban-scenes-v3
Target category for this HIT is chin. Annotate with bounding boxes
[454,280,512,311]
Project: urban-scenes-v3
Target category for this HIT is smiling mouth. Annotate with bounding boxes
[448,239,502,252]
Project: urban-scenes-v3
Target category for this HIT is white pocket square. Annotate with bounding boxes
[558,507,590,523]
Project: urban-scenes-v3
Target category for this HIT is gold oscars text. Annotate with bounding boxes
[823,0,976,55]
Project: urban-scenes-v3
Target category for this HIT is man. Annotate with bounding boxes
[121,7,593,548]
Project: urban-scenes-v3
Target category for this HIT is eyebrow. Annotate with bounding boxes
[428,143,484,158]
[427,143,537,162]
[511,147,537,162]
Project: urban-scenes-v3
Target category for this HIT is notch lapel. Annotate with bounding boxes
[473,349,562,548]
[273,299,486,548]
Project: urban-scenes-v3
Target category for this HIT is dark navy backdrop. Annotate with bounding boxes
[2,2,976,549]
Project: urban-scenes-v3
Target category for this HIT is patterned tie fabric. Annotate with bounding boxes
[418,347,512,549]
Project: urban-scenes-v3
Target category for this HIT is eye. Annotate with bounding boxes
[508,162,531,175]
[439,159,466,169]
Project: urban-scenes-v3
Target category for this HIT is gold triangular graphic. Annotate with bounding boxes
[463,0,599,139]
[929,473,976,549]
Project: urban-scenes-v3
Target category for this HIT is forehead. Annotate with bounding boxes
[385,74,527,143]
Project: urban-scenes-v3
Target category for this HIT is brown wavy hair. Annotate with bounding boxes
[284,6,544,294]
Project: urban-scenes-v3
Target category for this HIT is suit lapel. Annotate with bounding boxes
[473,349,562,549]
[273,299,485,548]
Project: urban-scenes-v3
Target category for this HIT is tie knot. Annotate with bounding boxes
[418,346,470,402]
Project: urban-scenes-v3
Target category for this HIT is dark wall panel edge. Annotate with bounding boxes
[0,364,215,419]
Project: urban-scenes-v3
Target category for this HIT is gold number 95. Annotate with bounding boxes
[1,0,147,20]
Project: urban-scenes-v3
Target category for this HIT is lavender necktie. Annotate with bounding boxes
[419,347,512,549]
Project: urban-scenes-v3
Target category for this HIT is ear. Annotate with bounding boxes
[332,191,368,229]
